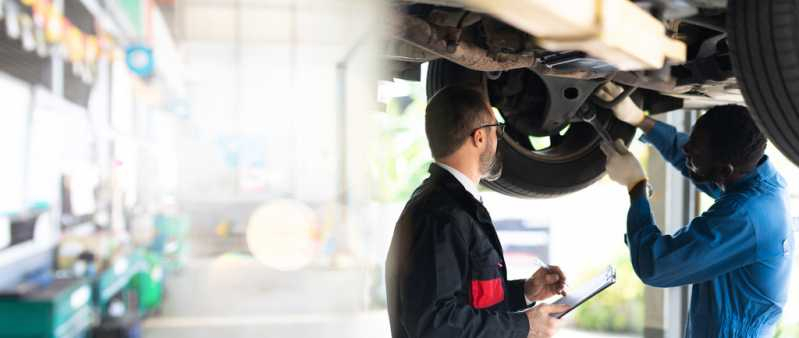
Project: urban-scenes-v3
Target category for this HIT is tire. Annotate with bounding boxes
[728,0,799,165]
[426,60,636,198]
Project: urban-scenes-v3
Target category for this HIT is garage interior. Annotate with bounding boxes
[0,0,797,338]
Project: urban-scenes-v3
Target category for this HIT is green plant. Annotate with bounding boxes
[370,81,432,202]
[774,321,799,338]
[573,253,645,334]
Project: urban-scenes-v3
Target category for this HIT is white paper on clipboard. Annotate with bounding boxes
[550,265,616,318]
[517,265,617,318]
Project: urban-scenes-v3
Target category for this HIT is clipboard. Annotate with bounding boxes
[549,265,616,319]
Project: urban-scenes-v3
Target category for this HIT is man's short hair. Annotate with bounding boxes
[693,104,767,168]
[425,86,492,160]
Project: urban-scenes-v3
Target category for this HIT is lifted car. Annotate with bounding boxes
[386,0,799,197]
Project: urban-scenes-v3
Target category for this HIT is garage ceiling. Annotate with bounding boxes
[174,0,380,46]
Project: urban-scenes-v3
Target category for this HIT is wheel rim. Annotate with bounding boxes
[500,116,611,164]
[487,69,612,164]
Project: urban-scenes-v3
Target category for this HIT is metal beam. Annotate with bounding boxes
[644,110,697,338]
[457,0,686,70]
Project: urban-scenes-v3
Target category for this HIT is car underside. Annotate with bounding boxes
[385,0,799,198]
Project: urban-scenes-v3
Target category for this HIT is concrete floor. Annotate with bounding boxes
[140,256,638,338]
[142,256,376,338]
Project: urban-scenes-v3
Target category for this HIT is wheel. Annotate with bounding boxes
[728,0,799,165]
[426,59,636,198]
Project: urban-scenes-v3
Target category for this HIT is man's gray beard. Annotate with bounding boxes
[480,146,503,182]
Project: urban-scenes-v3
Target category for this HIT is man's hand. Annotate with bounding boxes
[595,82,646,127]
[600,139,647,191]
[525,304,570,338]
[524,266,567,302]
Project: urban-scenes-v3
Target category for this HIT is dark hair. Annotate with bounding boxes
[425,86,492,159]
[693,104,767,168]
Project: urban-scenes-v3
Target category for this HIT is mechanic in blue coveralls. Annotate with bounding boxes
[595,83,794,338]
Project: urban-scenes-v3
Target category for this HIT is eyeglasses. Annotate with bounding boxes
[472,123,506,137]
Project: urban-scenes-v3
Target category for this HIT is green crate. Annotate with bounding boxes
[0,278,93,338]
[130,255,163,315]
[93,254,146,313]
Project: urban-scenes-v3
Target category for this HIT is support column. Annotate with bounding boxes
[643,110,698,338]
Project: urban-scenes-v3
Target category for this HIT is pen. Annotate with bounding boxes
[534,257,550,270]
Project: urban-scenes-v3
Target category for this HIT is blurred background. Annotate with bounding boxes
[0,1,795,338]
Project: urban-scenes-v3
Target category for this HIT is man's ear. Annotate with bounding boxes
[471,129,484,147]
[717,163,734,181]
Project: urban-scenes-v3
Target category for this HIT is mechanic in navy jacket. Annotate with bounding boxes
[597,83,794,338]
[386,85,570,338]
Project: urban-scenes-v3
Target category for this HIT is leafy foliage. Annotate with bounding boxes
[573,253,645,333]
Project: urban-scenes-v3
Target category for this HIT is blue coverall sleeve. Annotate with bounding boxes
[639,120,723,198]
[625,190,758,288]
